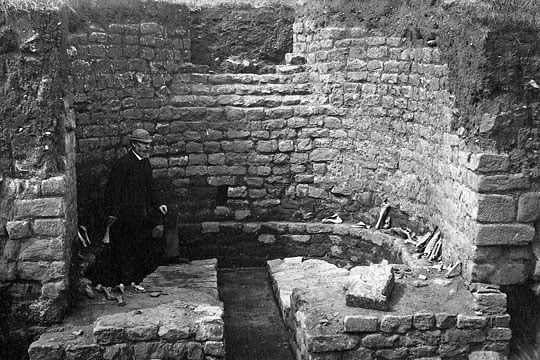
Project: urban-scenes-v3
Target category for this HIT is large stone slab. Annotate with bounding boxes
[345,264,395,311]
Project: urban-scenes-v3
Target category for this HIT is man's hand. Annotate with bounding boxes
[106,216,117,226]
[151,225,164,238]
[159,205,168,215]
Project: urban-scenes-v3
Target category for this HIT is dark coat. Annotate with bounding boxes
[105,150,160,227]
[104,149,162,284]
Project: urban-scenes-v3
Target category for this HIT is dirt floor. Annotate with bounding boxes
[218,267,294,360]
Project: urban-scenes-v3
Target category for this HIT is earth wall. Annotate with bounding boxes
[0,9,77,359]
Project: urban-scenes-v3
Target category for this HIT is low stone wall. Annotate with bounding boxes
[178,221,400,268]
[28,260,225,360]
[268,257,511,360]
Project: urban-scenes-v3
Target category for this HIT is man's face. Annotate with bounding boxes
[133,141,151,158]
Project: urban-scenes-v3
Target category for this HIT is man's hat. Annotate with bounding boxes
[130,129,152,143]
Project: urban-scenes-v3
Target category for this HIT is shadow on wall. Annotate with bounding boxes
[190,5,294,72]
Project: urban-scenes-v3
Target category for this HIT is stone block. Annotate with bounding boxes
[195,320,224,341]
[472,262,531,285]
[380,315,412,333]
[473,223,534,246]
[404,330,441,347]
[87,44,106,57]
[375,348,408,359]
[0,260,16,281]
[517,192,540,223]
[492,314,511,328]
[342,347,374,360]
[258,234,276,244]
[201,222,220,233]
[126,325,159,341]
[472,292,507,314]
[469,350,506,360]
[309,148,340,162]
[204,341,225,357]
[42,176,66,196]
[41,280,66,300]
[28,338,64,360]
[471,194,515,223]
[466,154,510,173]
[228,186,247,198]
[2,240,20,260]
[467,173,529,193]
[280,234,310,243]
[158,324,191,341]
[150,157,168,168]
[19,237,64,262]
[408,347,439,359]
[444,329,486,343]
[6,220,32,239]
[33,219,65,236]
[65,342,102,359]
[18,261,65,282]
[361,333,400,348]
[413,312,436,330]
[439,343,469,358]
[305,223,333,233]
[140,22,163,35]
[457,314,488,329]
[435,313,457,329]
[306,334,359,352]
[14,198,65,219]
[486,327,512,341]
[102,344,132,360]
[93,324,127,345]
[243,223,261,234]
[278,140,294,152]
[343,315,379,332]
[233,140,253,153]
[346,264,394,311]
[256,140,278,153]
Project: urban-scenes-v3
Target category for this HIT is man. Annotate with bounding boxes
[105,128,167,292]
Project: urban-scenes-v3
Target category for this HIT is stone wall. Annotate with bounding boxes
[177,221,398,268]
[0,9,76,335]
[292,21,538,287]
[69,4,539,287]
[69,2,191,236]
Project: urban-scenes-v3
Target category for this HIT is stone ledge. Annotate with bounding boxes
[268,257,510,360]
[28,259,224,360]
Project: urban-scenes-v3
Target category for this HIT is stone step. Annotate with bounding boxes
[275,64,307,75]
[168,94,312,108]
[169,82,313,97]
[285,53,307,65]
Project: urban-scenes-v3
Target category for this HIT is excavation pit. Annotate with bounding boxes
[27,222,511,360]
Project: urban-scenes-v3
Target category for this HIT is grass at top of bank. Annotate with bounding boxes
[0,0,296,12]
